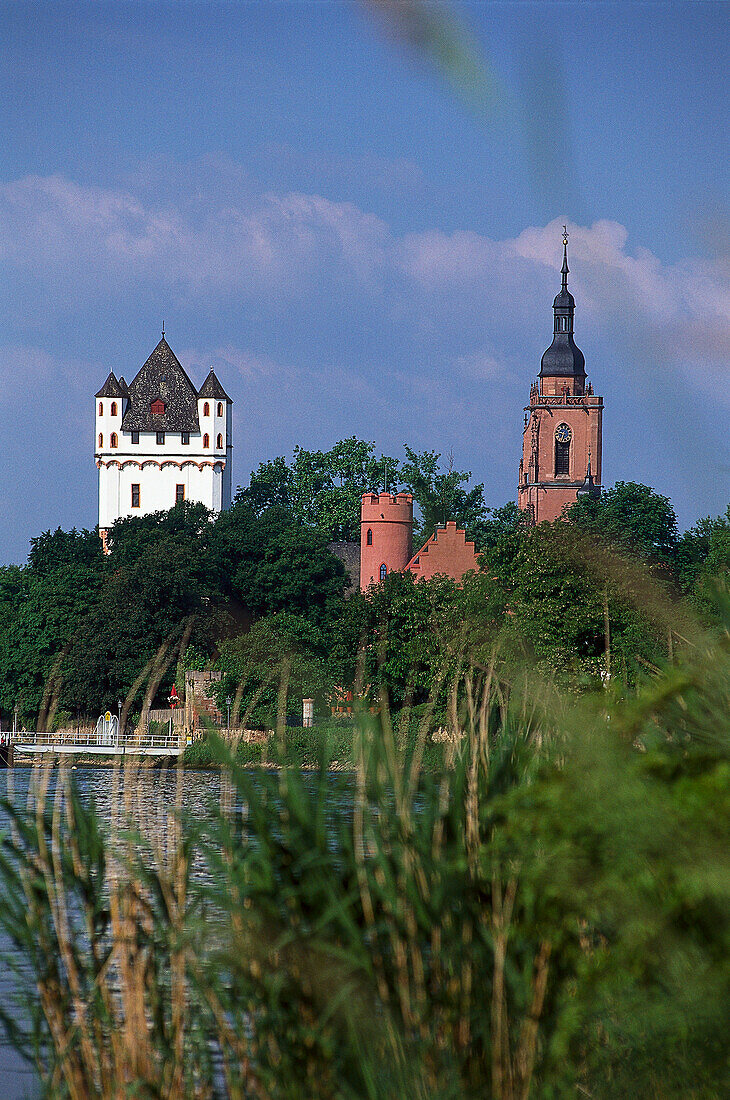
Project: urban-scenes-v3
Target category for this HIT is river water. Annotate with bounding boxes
[0,766,232,1099]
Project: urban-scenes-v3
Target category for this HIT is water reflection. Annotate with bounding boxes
[0,765,227,1100]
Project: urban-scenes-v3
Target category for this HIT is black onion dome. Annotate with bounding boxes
[540,333,585,378]
[540,230,586,378]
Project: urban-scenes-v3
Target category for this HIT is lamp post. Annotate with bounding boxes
[117,699,122,747]
[226,696,232,734]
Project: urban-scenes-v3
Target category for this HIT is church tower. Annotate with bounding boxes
[518,230,602,523]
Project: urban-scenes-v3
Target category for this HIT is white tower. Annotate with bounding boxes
[95,337,232,550]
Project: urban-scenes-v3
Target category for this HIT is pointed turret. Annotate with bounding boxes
[576,450,601,499]
[539,228,586,386]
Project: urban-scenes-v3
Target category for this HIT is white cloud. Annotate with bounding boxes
[2,173,729,389]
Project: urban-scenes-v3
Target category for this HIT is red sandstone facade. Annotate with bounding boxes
[406,522,479,582]
[360,492,414,591]
[360,494,479,590]
[518,231,603,523]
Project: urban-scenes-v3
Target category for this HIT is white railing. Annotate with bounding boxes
[12,730,188,754]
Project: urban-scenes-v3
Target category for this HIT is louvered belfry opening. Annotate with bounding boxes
[555,439,570,476]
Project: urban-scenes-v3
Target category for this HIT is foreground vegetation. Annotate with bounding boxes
[0,607,728,1098]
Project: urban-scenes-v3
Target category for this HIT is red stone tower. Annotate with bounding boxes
[360,492,413,591]
[518,230,603,523]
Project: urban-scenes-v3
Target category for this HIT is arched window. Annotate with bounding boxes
[110,432,118,448]
[98,433,103,448]
[380,563,387,582]
[216,433,223,448]
[366,529,373,546]
[554,423,572,476]
[217,402,223,416]
[203,433,210,448]
[203,402,210,416]
[98,402,103,416]
[111,401,117,416]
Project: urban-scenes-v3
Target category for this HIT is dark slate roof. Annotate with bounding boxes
[540,333,586,378]
[118,376,130,396]
[95,372,126,399]
[198,369,231,402]
[120,338,201,433]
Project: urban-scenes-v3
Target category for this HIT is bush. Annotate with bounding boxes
[1,621,729,1097]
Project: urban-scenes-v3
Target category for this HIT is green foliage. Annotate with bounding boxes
[334,569,463,708]
[237,437,490,549]
[28,526,104,574]
[567,480,678,561]
[2,632,728,1097]
[213,612,333,728]
[676,506,730,603]
[503,521,669,683]
[399,444,489,544]
[238,437,397,542]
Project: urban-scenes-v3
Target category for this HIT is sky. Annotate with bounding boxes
[1,0,729,564]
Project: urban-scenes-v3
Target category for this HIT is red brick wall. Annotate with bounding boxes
[407,522,478,583]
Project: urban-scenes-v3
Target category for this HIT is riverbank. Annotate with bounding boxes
[6,721,452,772]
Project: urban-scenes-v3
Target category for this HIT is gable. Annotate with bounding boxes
[120,338,201,434]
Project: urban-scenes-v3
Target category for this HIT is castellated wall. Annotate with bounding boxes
[360,492,414,591]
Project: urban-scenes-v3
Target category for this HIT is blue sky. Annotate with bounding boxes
[1,0,729,563]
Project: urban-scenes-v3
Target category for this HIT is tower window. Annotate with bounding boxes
[131,484,140,508]
[110,432,118,448]
[555,423,572,476]
[203,433,210,448]
[380,563,387,581]
[217,402,223,416]
[111,401,117,416]
[175,484,185,503]
[181,432,190,445]
[98,402,103,416]
[156,431,165,445]
[216,433,223,448]
[98,433,103,448]
[131,431,139,445]
[366,529,373,546]
[203,402,210,416]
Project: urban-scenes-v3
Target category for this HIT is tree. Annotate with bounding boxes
[504,521,667,683]
[210,502,347,631]
[334,570,462,708]
[399,445,489,545]
[567,481,678,562]
[213,612,333,728]
[237,438,399,542]
[28,526,104,575]
[0,533,107,724]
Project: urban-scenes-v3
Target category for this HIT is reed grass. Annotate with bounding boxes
[0,596,728,1097]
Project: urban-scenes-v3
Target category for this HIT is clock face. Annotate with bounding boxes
[555,424,572,444]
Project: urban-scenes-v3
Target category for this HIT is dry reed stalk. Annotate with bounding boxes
[515,939,552,1100]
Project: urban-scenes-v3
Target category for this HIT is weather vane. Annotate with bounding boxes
[563,225,569,245]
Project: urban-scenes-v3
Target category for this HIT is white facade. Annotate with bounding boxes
[95,341,232,544]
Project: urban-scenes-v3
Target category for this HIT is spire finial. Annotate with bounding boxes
[587,445,592,475]
[162,320,165,339]
[561,226,569,290]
